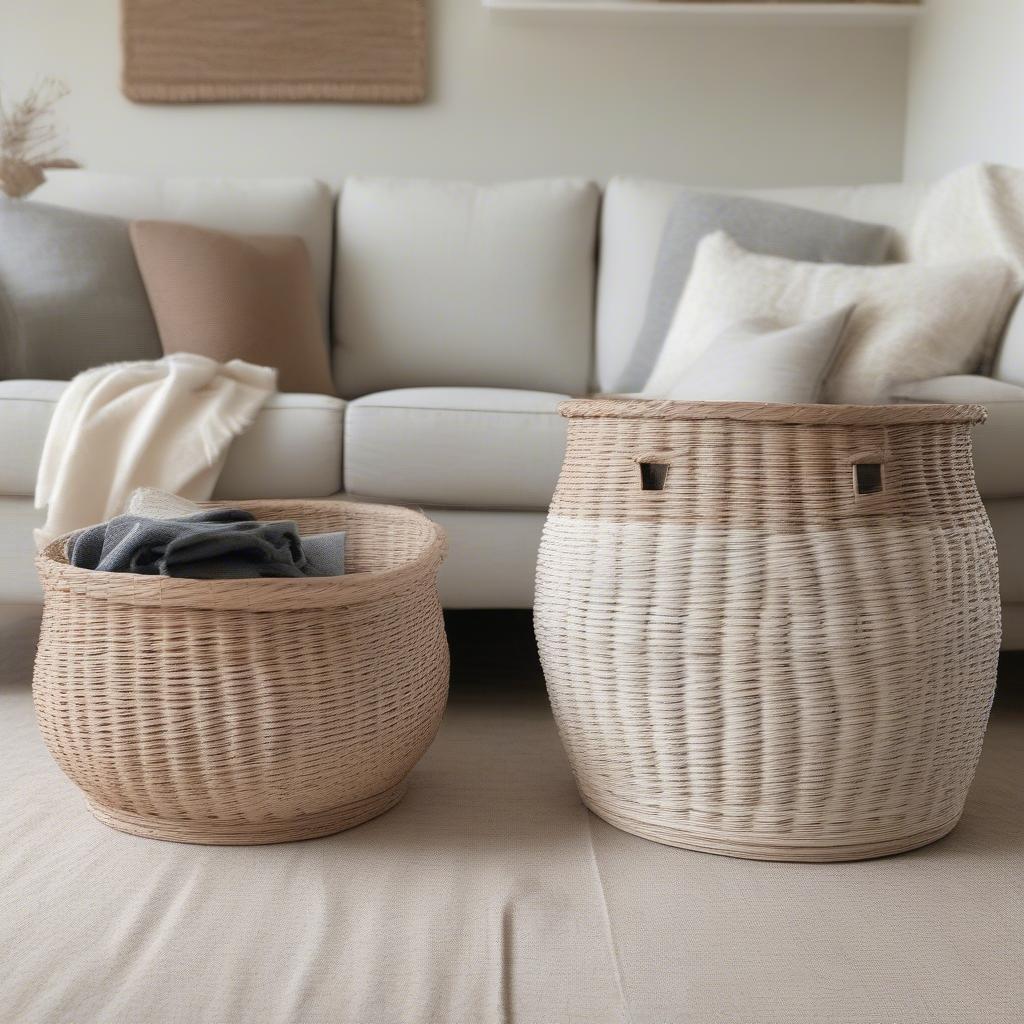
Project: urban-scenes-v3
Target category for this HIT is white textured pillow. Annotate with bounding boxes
[643,231,1019,404]
[663,306,852,404]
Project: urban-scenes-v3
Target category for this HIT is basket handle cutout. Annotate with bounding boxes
[853,461,884,495]
[639,462,669,491]
[854,462,883,494]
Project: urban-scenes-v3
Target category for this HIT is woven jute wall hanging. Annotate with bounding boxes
[122,0,426,104]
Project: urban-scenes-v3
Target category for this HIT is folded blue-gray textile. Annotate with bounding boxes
[67,508,346,579]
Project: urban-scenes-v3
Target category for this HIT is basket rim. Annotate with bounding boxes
[560,398,987,426]
[34,498,446,611]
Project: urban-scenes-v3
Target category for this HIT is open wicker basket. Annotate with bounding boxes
[535,399,1001,862]
[33,499,449,845]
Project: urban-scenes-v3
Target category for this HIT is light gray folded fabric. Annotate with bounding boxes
[301,532,348,577]
[68,510,311,578]
[122,488,347,577]
[68,510,346,579]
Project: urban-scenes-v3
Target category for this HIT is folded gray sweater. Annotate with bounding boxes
[68,508,346,579]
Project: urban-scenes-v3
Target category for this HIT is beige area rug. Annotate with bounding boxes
[1,606,1022,1023]
[0,609,625,1024]
[122,0,426,103]
[590,694,1024,1024]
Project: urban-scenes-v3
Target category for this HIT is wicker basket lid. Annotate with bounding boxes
[559,398,987,426]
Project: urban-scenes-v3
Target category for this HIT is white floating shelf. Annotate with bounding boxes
[482,1,921,28]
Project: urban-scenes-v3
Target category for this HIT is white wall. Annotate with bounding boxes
[1,0,910,187]
[904,0,1024,180]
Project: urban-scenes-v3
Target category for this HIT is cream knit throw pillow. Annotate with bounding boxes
[643,231,1019,404]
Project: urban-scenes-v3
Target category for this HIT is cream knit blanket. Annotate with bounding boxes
[35,353,275,548]
[911,162,1024,278]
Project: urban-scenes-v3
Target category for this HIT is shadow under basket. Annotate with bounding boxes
[32,500,449,845]
[535,400,1002,863]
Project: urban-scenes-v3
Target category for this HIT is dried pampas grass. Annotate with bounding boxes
[0,77,79,198]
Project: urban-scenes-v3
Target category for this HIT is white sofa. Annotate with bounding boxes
[1,171,1022,647]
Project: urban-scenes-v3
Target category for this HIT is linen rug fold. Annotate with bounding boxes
[34,354,275,548]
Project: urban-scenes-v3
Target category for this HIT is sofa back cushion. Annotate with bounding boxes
[32,171,335,320]
[333,177,600,398]
[596,177,931,393]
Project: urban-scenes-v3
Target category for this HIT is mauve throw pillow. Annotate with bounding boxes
[0,198,163,379]
[130,220,335,395]
[616,189,893,392]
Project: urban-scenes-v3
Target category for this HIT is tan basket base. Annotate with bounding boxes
[584,799,961,863]
[85,781,409,846]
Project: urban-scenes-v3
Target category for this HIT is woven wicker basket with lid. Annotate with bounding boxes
[535,399,1001,862]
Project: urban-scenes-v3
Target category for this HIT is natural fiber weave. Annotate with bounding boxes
[535,400,1001,862]
[121,0,426,104]
[33,500,448,845]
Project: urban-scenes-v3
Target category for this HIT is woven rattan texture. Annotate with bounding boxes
[121,0,427,104]
[33,500,449,845]
[535,401,1001,862]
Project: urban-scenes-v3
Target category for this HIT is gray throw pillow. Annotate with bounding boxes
[663,306,853,404]
[0,198,162,379]
[615,190,892,392]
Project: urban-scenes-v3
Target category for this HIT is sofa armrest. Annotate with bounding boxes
[894,375,1024,498]
[993,294,1024,387]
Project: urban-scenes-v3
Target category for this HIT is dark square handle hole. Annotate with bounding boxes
[854,462,884,495]
[640,462,669,491]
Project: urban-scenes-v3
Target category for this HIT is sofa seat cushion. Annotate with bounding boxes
[344,388,570,510]
[0,380,344,500]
